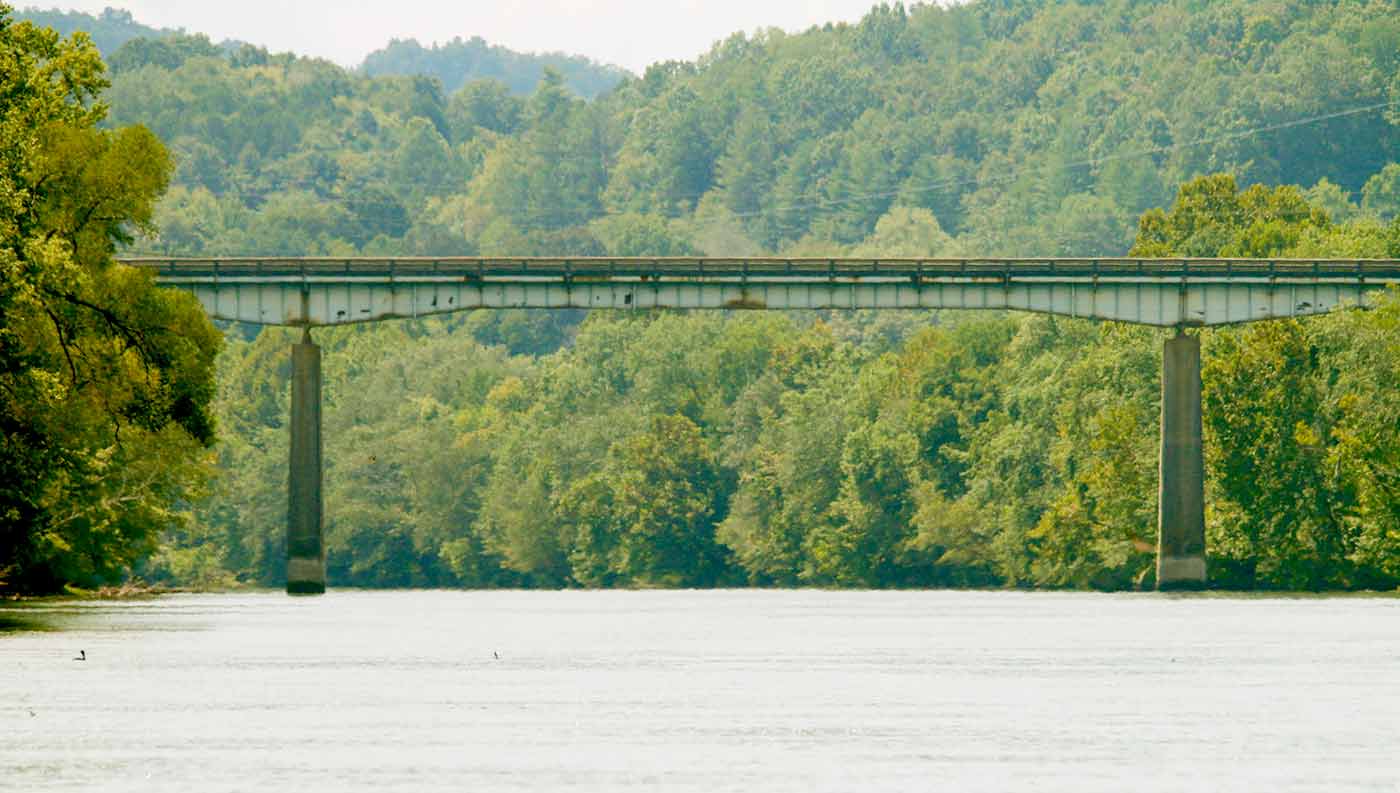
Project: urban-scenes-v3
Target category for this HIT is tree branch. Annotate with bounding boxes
[42,304,80,386]
[41,285,155,383]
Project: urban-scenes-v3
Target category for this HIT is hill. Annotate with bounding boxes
[91,0,1400,265]
[361,37,630,98]
[14,6,164,53]
[16,6,629,98]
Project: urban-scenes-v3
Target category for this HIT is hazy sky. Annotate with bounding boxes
[45,1,891,72]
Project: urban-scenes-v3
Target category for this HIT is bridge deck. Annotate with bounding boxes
[123,257,1400,328]
[124,256,1400,278]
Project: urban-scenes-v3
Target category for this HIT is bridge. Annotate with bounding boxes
[124,256,1400,594]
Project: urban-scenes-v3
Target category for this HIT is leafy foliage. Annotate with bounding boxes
[26,0,1388,267]
[0,5,220,592]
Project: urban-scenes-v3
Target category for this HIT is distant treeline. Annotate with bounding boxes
[14,6,173,55]
[15,6,630,96]
[361,38,629,99]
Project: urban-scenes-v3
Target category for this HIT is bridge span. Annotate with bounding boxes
[127,256,1400,327]
[124,257,1400,594]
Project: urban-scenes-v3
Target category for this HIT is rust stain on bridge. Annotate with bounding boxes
[724,291,769,310]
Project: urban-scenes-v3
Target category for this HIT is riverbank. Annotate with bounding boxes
[2,581,234,602]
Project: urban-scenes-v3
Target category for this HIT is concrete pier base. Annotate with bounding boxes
[287,327,325,595]
[1157,331,1207,590]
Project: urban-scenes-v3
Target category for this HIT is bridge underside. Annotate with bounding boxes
[129,257,1400,328]
[181,278,1387,328]
[125,257,1400,594]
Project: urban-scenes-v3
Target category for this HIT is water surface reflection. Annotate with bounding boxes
[3,590,1398,791]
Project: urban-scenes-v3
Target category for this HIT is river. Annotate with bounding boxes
[3,590,1399,791]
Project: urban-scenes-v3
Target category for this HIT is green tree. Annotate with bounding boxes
[590,212,697,256]
[0,7,220,591]
[1132,174,1329,257]
[107,33,221,73]
[849,206,957,257]
[1361,163,1400,220]
[565,415,729,587]
[1305,178,1357,223]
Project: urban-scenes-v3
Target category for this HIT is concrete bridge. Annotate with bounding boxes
[124,256,1400,594]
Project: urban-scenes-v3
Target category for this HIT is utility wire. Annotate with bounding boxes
[147,97,1400,243]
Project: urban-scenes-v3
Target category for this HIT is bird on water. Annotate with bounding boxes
[73,650,85,661]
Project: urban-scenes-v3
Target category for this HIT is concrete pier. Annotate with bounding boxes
[1157,330,1207,590]
[287,327,325,595]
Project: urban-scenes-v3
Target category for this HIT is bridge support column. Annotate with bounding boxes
[1157,330,1207,590]
[287,327,325,595]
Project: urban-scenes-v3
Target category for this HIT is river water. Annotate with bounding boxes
[3,590,1399,791]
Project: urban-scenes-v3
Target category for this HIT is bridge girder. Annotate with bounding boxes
[124,257,1400,328]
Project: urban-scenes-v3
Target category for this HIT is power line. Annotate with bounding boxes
[145,97,1400,246]
[725,100,1400,222]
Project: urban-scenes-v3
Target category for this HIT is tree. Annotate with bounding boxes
[107,33,221,73]
[590,212,697,256]
[361,36,627,98]
[564,415,729,587]
[1132,174,1329,258]
[849,206,956,257]
[716,107,777,218]
[1305,178,1357,223]
[1361,163,1400,220]
[1,7,221,592]
[389,117,463,205]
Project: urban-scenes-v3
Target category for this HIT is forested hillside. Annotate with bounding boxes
[98,0,1400,263]
[17,0,1400,591]
[14,6,168,54]
[16,7,630,98]
[361,37,629,98]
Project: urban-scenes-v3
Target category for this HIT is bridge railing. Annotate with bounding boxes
[121,257,1400,280]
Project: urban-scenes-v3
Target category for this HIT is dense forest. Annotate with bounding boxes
[87,0,1400,262]
[15,6,629,97]
[361,38,629,99]
[4,0,1400,592]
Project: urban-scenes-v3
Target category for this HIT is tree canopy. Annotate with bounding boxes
[16,1,1387,266]
[0,5,220,593]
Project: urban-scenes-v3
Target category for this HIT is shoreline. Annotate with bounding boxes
[2,582,238,602]
[5,583,1400,603]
